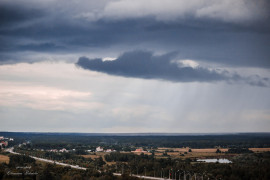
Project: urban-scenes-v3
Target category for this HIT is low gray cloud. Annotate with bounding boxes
[76,50,270,87]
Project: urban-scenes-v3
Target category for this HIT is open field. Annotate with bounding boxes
[157,147,228,152]
[157,147,270,153]
[132,152,152,155]
[0,154,9,164]
[249,148,270,152]
[150,147,270,159]
[81,154,101,159]
[82,152,117,165]
[155,148,230,159]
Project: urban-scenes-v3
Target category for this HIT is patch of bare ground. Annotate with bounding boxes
[81,152,116,165]
[156,148,233,159]
[132,152,152,155]
[249,148,270,152]
[0,154,9,164]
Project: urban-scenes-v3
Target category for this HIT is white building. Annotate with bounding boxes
[96,146,103,152]
[59,148,68,153]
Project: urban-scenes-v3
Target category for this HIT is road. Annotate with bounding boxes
[113,173,168,179]
[6,148,170,179]
[5,148,86,170]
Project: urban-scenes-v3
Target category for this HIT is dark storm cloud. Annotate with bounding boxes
[76,50,270,86]
[1,18,270,68]
[0,5,44,26]
[0,0,269,68]
[17,43,66,52]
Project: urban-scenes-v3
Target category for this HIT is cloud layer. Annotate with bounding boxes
[77,50,269,86]
[100,0,269,23]
[0,0,269,68]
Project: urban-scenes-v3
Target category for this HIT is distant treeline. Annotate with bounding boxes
[1,132,270,149]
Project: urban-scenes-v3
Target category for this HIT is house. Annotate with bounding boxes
[49,149,58,152]
[132,148,147,153]
[105,149,112,152]
[59,148,68,153]
[0,141,8,147]
[0,136,4,140]
[96,146,103,152]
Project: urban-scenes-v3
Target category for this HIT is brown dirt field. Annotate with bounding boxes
[0,154,9,164]
[191,148,228,153]
[81,153,117,165]
[157,148,228,153]
[132,152,152,155]
[165,151,229,159]
[156,148,233,159]
[82,154,100,159]
[249,148,270,152]
[82,152,109,159]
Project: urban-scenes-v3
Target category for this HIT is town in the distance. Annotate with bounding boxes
[0,132,270,179]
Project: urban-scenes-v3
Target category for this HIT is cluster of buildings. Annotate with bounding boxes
[45,147,115,153]
[132,148,147,153]
[0,136,14,149]
[95,146,115,152]
[48,148,69,153]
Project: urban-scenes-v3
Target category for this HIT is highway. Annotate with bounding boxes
[6,148,86,170]
[6,148,169,179]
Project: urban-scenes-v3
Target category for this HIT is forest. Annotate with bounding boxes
[1,132,270,149]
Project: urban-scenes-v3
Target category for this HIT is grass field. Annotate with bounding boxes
[0,154,9,164]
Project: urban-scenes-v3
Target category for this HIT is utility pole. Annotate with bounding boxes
[144,167,146,177]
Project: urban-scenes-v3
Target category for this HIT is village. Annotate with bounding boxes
[0,136,14,149]
[1,133,270,179]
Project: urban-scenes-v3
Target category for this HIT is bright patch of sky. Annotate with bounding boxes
[0,61,269,132]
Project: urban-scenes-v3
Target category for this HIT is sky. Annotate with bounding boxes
[0,0,270,133]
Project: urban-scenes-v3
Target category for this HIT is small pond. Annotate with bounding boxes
[197,158,232,163]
